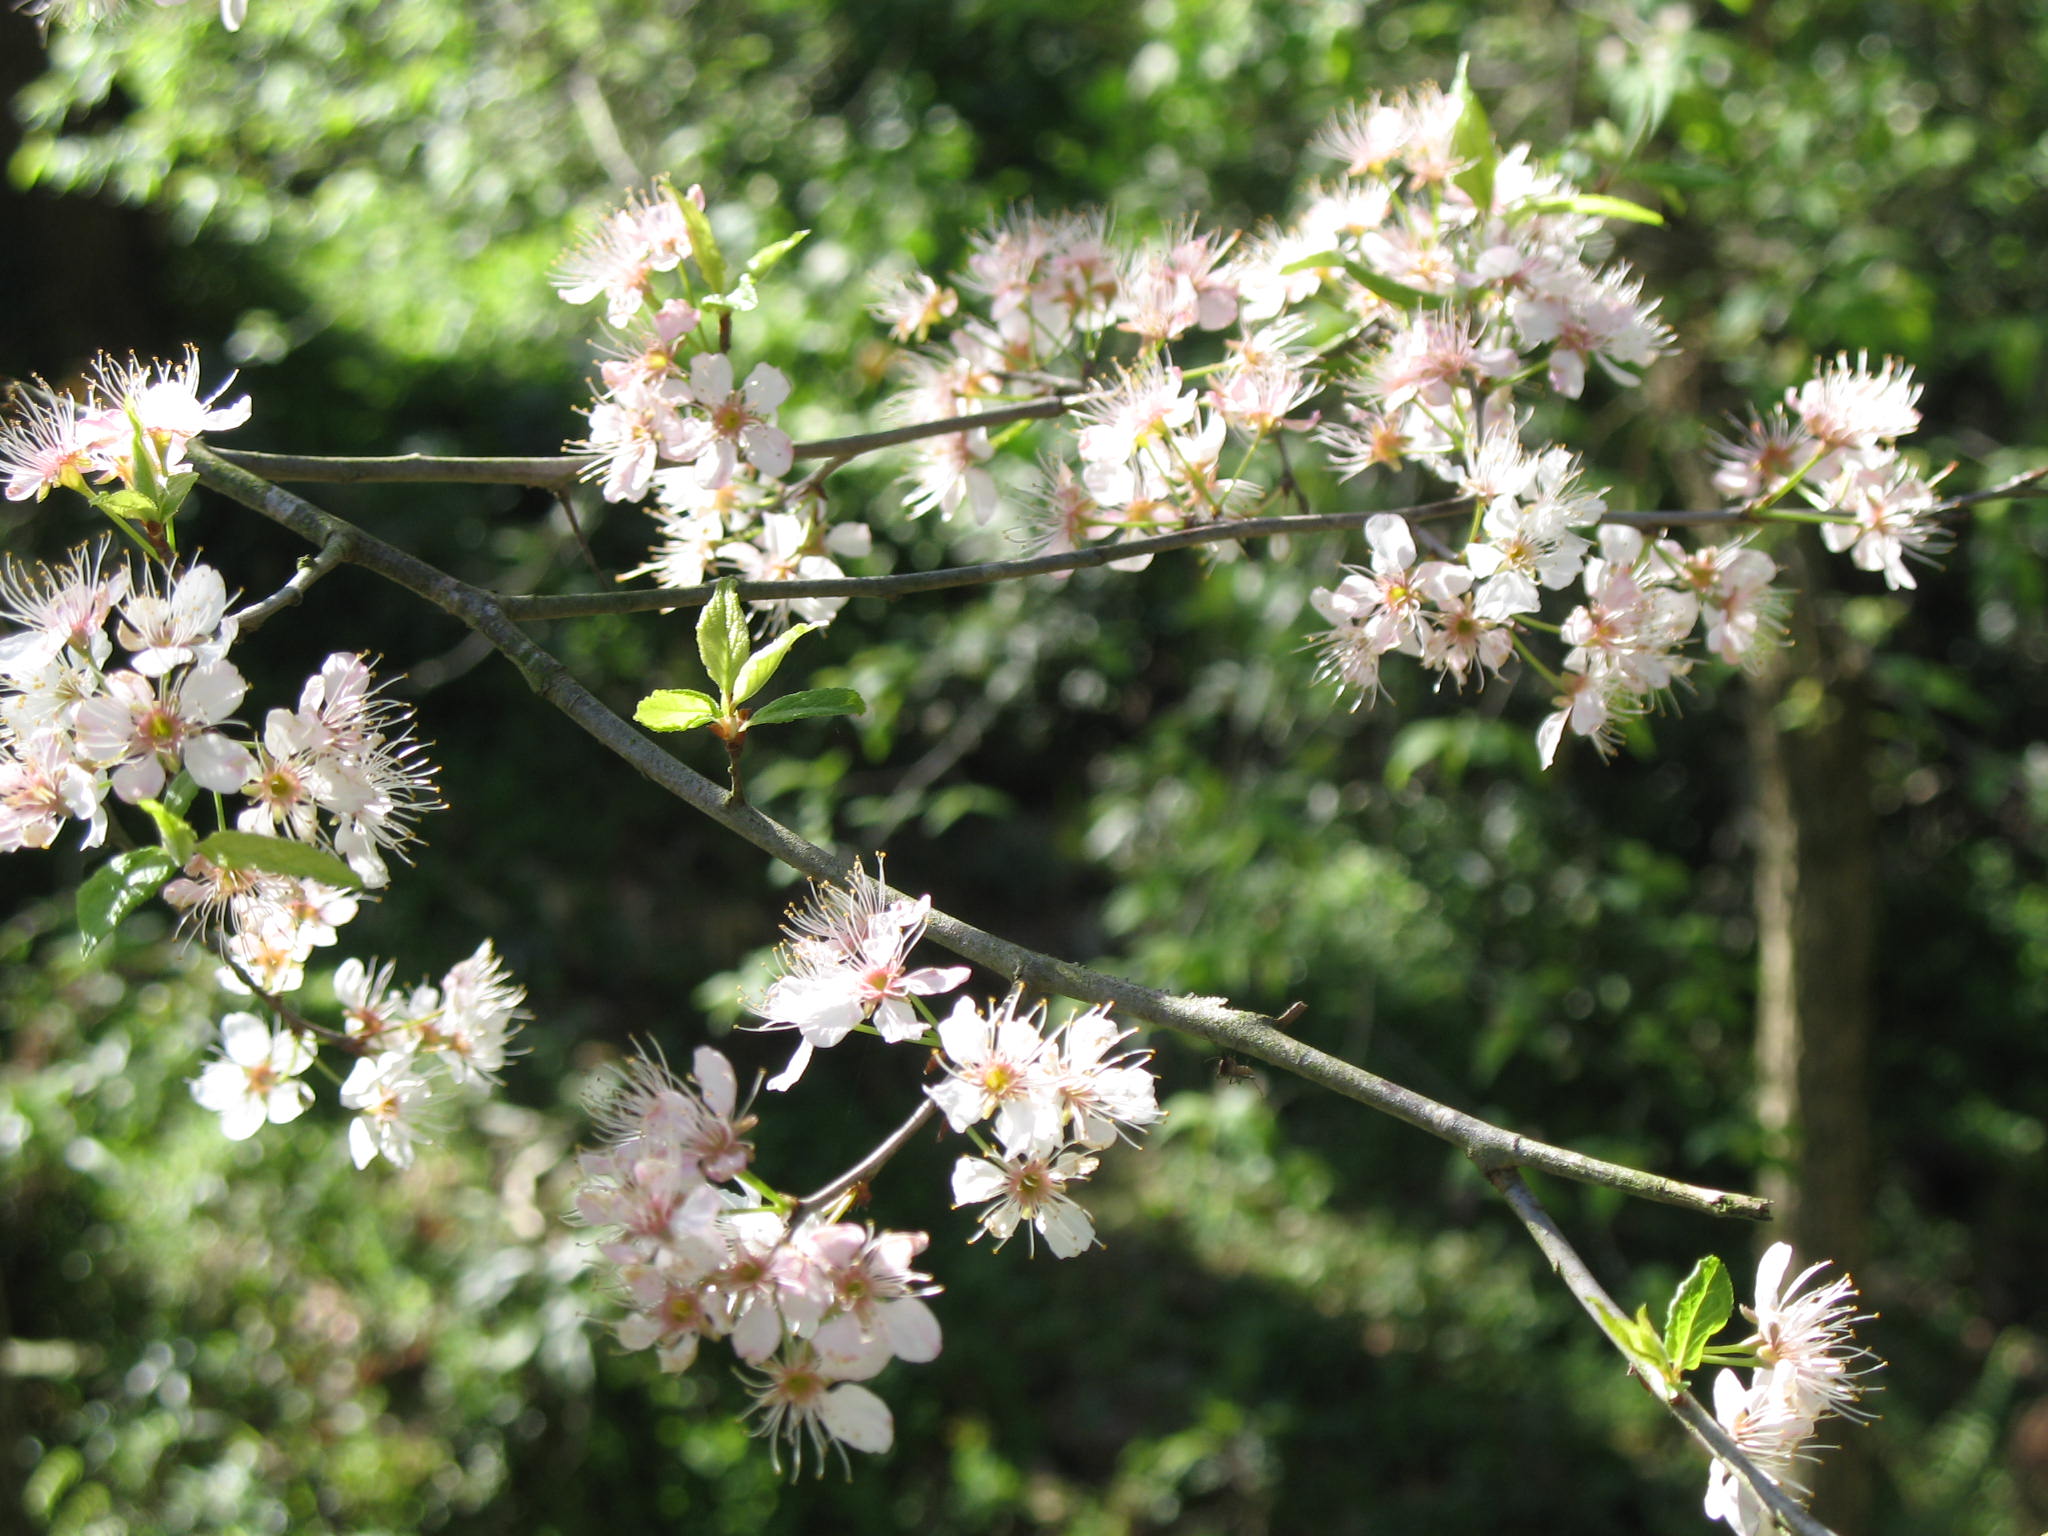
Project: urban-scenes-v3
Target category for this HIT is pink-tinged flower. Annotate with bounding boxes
[114,560,235,677]
[718,512,859,631]
[1207,358,1318,438]
[251,652,440,889]
[716,1209,833,1362]
[1508,267,1671,397]
[1788,352,1921,453]
[751,863,970,1091]
[189,1011,315,1140]
[927,993,1060,1155]
[741,1343,895,1475]
[599,299,703,395]
[418,939,525,1087]
[0,541,130,680]
[901,431,997,523]
[1022,457,1103,566]
[1309,513,1473,692]
[339,1052,434,1169]
[1042,1005,1161,1149]
[1117,224,1239,344]
[1419,591,1515,688]
[1076,361,1197,473]
[1313,94,1416,177]
[1233,226,1343,322]
[335,956,408,1049]
[553,186,700,327]
[1743,1243,1880,1425]
[1353,207,1461,295]
[73,660,254,803]
[89,347,250,475]
[616,1246,729,1372]
[577,376,699,504]
[1703,1368,1814,1536]
[0,385,98,502]
[218,897,316,996]
[681,354,794,489]
[1367,313,1517,410]
[1534,667,1637,769]
[950,1146,1100,1258]
[1815,460,1949,591]
[804,1224,943,1375]
[871,272,959,344]
[589,1045,757,1188]
[1654,540,1784,667]
[1709,409,1816,505]
[0,730,107,852]
[1318,401,1450,479]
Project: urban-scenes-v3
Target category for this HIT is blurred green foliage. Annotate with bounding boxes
[6,0,2048,1532]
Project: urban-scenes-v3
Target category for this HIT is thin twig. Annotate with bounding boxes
[794,1098,939,1215]
[552,489,604,580]
[228,532,352,635]
[209,396,1081,490]
[1485,1167,1837,1536]
[486,470,2045,623]
[187,443,1773,1222]
[498,498,1476,620]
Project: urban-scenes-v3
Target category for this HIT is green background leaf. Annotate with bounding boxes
[748,687,865,726]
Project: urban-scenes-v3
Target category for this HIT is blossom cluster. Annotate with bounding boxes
[856,88,1948,764]
[3,347,249,507]
[579,864,1164,1466]
[0,539,431,982]
[0,347,524,1170]
[1712,351,1941,589]
[554,185,872,627]
[574,1046,938,1473]
[191,940,525,1169]
[744,862,1164,1257]
[1705,1243,1879,1535]
[934,989,1164,1258]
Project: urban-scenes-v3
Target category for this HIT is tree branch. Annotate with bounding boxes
[497,499,1476,620]
[209,396,1080,490]
[1485,1166,1837,1536]
[190,441,1771,1222]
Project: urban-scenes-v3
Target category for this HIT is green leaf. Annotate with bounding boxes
[197,830,364,889]
[745,229,809,277]
[76,849,178,955]
[161,769,199,817]
[137,798,198,865]
[1522,191,1665,226]
[696,578,752,697]
[1283,249,1447,311]
[634,688,722,732]
[678,194,729,296]
[1278,248,1344,275]
[127,412,161,500]
[94,489,160,521]
[748,687,865,726]
[1342,257,1449,312]
[1449,56,1499,214]
[1662,1255,1735,1375]
[157,471,197,519]
[705,272,760,314]
[730,622,815,705]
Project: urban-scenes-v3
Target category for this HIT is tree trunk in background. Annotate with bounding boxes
[1748,534,1876,1531]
